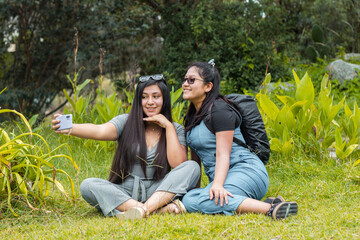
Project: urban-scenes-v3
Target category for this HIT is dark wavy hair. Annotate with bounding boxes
[109,79,172,184]
[184,61,238,133]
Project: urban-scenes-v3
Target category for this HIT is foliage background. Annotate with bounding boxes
[1,0,359,118]
[1,1,360,237]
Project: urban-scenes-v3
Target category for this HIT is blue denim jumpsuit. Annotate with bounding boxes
[182,120,269,215]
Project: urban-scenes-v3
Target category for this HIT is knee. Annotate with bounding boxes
[181,160,201,184]
[80,178,97,196]
[181,160,201,176]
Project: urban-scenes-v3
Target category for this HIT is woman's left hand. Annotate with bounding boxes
[209,183,234,207]
[143,114,172,129]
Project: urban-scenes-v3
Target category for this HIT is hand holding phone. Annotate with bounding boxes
[56,114,73,130]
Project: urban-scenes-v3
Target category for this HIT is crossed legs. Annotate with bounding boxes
[116,190,176,216]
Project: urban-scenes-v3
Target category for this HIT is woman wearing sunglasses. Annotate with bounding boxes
[180,61,298,220]
[52,75,200,219]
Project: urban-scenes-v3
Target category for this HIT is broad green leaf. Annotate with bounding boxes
[344,102,352,120]
[329,97,345,120]
[344,144,359,158]
[269,138,282,152]
[170,87,183,107]
[320,73,329,92]
[290,100,308,115]
[276,105,296,132]
[332,120,340,128]
[263,73,271,86]
[282,127,290,142]
[281,138,294,154]
[295,72,314,109]
[258,93,279,121]
[354,159,360,167]
[292,69,300,85]
[353,101,360,123]
[334,145,345,159]
[28,114,39,128]
[276,95,295,107]
[335,128,343,149]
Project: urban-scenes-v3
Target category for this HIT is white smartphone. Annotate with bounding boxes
[56,114,73,130]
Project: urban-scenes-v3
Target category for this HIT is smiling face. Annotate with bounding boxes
[182,66,213,110]
[142,84,163,117]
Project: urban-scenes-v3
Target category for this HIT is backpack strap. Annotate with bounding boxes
[204,100,251,151]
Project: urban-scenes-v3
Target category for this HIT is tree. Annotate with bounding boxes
[0,0,156,118]
[139,0,291,92]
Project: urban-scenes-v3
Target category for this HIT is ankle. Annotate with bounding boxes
[140,205,149,217]
[265,204,274,217]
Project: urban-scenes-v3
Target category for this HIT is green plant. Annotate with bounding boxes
[257,70,360,162]
[170,87,186,124]
[63,69,93,123]
[0,107,78,216]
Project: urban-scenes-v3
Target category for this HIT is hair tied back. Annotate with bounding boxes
[208,59,215,67]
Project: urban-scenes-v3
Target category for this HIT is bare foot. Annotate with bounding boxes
[156,202,181,214]
[156,200,186,215]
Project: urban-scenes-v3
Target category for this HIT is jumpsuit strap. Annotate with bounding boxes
[131,175,147,202]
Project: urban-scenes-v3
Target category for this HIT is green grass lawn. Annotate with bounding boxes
[1,127,360,239]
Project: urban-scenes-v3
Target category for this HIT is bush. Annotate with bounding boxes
[0,107,78,216]
[257,71,360,165]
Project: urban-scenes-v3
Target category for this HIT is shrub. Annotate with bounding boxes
[0,97,78,216]
[257,71,360,164]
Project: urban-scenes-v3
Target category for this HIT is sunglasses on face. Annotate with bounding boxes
[182,77,204,85]
[139,74,164,82]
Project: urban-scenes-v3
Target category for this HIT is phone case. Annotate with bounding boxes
[56,114,73,130]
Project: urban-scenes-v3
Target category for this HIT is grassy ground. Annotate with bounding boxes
[1,126,360,239]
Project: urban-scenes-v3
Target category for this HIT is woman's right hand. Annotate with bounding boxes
[52,114,71,135]
[143,114,172,129]
[209,183,234,207]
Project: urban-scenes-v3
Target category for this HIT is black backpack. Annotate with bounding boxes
[204,94,270,165]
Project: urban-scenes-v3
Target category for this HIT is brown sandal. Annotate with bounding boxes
[171,199,187,214]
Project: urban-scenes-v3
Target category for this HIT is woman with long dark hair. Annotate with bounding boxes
[180,61,298,220]
[52,75,200,219]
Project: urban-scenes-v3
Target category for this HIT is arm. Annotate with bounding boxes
[209,130,234,206]
[164,123,188,168]
[143,114,187,168]
[52,114,118,141]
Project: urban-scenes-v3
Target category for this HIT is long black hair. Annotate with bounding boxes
[109,79,173,184]
[184,61,238,133]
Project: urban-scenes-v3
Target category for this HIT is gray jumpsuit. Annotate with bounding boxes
[80,114,200,216]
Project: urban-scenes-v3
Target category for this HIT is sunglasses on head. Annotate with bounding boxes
[139,74,164,82]
[182,77,204,85]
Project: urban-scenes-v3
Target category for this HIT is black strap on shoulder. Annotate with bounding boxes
[205,100,251,151]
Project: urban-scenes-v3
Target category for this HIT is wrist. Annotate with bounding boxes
[165,122,174,130]
[212,181,223,187]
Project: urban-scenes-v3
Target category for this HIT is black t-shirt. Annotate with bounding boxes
[209,99,241,133]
